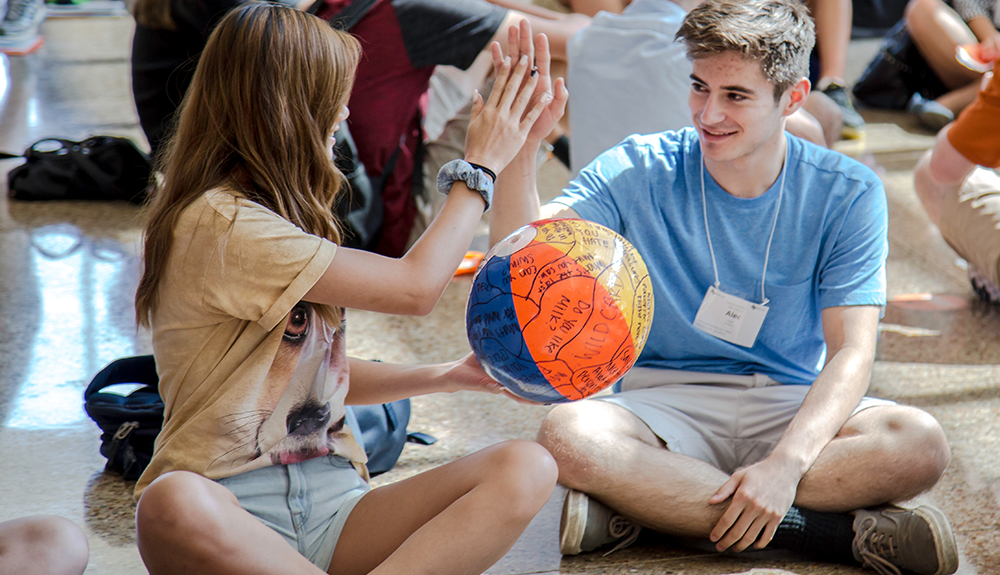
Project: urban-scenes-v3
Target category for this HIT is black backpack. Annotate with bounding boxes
[84,355,434,480]
[84,356,162,480]
[852,21,949,111]
[2,136,151,204]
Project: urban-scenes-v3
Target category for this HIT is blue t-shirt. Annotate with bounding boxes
[552,128,887,384]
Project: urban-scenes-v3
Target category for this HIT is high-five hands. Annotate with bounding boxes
[495,19,569,145]
[463,21,557,176]
[463,21,569,176]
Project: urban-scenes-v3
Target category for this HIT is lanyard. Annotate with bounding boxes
[699,144,787,306]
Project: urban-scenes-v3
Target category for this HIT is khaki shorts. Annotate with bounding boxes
[598,367,894,474]
[938,166,1000,291]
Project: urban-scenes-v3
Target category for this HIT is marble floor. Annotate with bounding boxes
[1,14,998,575]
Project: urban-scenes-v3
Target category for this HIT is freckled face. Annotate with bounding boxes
[688,52,790,170]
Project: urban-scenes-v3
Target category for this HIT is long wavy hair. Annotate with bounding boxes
[135,3,361,328]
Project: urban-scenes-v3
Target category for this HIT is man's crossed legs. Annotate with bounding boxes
[539,381,958,575]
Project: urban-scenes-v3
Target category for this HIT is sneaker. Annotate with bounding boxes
[907,93,954,133]
[822,82,866,140]
[559,489,641,556]
[969,264,1000,304]
[0,0,45,41]
[852,505,959,575]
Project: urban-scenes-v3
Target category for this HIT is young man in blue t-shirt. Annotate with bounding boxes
[489,2,959,574]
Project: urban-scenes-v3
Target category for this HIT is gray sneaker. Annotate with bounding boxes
[559,489,641,556]
[852,505,959,575]
[907,93,955,133]
[821,82,866,140]
[0,0,45,41]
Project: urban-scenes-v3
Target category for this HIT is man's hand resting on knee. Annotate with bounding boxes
[708,455,802,552]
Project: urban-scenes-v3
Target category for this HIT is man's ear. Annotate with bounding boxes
[783,77,811,116]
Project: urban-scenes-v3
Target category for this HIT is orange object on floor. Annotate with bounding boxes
[455,251,484,276]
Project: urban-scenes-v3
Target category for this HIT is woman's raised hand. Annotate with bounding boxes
[463,21,564,175]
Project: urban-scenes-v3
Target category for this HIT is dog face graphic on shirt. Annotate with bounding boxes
[211,302,365,471]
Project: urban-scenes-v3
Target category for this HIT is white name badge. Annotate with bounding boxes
[692,286,769,348]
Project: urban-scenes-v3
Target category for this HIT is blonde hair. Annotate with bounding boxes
[676,0,815,100]
[135,3,361,328]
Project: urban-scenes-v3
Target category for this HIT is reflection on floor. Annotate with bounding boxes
[0,15,997,575]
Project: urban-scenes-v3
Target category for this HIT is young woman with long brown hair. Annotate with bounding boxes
[131,5,567,574]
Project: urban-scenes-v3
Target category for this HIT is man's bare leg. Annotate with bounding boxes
[538,399,950,538]
[905,0,980,90]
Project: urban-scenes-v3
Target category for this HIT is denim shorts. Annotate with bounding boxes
[216,455,370,569]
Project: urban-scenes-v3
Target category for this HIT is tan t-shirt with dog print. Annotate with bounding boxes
[135,189,368,500]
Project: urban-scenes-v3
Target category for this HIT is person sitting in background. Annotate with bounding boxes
[567,0,843,174]
[0,515,89,575]
[130,0,588,256]
[914,67,1000,303]
[904,0,998,130]
[807,0,866,139]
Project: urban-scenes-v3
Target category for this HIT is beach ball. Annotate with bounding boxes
[466,219,654,403]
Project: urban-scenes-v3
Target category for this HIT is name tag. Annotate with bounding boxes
[692,285,768,348]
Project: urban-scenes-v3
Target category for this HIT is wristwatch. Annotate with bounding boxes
[437,159,494,212]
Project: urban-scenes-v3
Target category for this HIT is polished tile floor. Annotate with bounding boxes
[0,15,997,575]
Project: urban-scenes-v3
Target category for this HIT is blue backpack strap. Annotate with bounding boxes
[406,432,437,445]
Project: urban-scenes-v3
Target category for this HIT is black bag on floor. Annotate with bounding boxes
[852,21,949,110]
[1,136,151,204]
[83,356,162,481]
[84,355,433,480]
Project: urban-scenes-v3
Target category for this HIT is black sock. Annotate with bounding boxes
[769,506,856,565]
[551,135,570,168]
